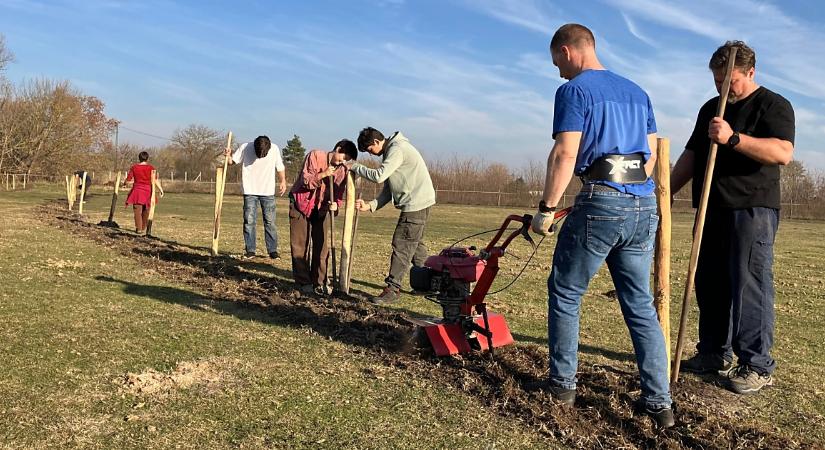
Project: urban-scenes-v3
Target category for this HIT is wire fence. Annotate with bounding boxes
[4,172,823,220]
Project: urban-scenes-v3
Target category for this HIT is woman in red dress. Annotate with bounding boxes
[122,151,164,233]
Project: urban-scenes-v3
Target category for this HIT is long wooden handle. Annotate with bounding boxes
[672,47,738,384]
[329,175,337,285]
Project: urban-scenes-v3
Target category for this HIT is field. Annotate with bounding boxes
[1,185,824,449]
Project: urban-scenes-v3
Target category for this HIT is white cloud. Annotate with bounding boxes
[456,0,562,36]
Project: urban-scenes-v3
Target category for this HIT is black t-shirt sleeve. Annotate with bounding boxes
[685,98,717,152]
[761,95,795,144]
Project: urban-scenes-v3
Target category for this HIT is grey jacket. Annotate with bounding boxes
[351,132,436,212]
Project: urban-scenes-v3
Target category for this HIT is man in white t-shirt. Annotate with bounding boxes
[225,135,286,259]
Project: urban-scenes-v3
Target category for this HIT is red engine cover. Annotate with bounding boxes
[424,247,486,282]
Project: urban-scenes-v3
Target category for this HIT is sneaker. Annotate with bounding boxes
[314,282,334,296]
[269,251,280,259]
[729,365,773,394]
[370,286,400,305]
[243,251,256,259]
[642,404,676,429]
[680,352,734,376]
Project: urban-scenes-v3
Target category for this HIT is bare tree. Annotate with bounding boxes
[168,124,224,177]
[0,34,14,73]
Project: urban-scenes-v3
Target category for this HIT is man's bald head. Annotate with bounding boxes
[550,23,595,52]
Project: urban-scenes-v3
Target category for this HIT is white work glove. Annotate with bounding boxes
[531,210,555,236]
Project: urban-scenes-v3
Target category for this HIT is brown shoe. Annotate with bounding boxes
[370,286,400,305]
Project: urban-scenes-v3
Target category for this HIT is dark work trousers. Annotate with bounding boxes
[694,207,779,375]
[385,207,431,289]
[289,202,330,287]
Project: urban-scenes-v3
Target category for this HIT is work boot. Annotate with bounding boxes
[547,385,576,406]
[728,365,773,394]
[370,286,400,305]
[642,404,676,429]
[680,352,734,376]
[298,284,315,295]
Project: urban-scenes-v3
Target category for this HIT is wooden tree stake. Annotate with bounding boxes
[654,137,672,376]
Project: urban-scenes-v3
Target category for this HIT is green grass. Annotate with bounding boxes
[2,183,824,447]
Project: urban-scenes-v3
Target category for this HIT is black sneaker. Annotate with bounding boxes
[680,352,734,376]
[269,251,280,259]
[643,404,676,429]
[243,251,256,259]
[370,286,400,305]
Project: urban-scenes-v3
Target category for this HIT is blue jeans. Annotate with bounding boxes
[695,207,778,375]
[548,190,671,408]
[243,195,278,254]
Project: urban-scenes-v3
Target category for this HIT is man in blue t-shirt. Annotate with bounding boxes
[530,23,673,428]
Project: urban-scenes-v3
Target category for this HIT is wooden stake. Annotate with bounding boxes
[78,172,88,215]
[146,170,157,236]
[70,174,78,209]
[211,166,224,255]
[65,175,72,210]
[106,171,122,222]
[211,132,233,256]
[672,47,738,384]
[654,137,672,376]
[12,174,15,190]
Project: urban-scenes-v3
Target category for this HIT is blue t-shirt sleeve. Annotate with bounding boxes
[552,84,585,138]
[646,95,657,134]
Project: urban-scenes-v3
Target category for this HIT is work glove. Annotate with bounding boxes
[531,210,555,236]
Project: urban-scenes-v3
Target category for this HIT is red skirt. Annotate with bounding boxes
[125,184,157,206]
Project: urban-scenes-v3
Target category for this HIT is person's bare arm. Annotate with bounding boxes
[709,117,793,165]
[645,133,658,177]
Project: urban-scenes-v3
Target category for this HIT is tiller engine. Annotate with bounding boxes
[409,211,567,356]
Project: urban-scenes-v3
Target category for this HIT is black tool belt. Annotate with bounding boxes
[580,153,647,184]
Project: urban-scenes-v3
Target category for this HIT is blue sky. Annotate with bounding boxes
[2,0,824,170]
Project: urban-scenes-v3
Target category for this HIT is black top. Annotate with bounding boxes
[686,86,795,209]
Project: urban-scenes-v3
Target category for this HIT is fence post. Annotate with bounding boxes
[12,174,15,190]
[184,171,188,182]
[497,190,502,207]
[22,174,26,189]
[171,170,174,182]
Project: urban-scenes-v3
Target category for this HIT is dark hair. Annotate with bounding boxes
[357,127,385,152]
[254,135,271,158]
[550,23,595,52]
[138,151,149,162]
[709,40,756,72]
[333,139,358,160]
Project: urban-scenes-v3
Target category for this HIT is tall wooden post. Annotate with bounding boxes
[146,170,157,236]
[78,172,88,215]
[211,167,225,255]
[654,137,672,375]
[106,171,122,223]
[211,132,233,256]
[65,175,72,210]
[12,174,16,190]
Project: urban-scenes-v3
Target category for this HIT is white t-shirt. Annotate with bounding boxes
[232,142,285,196]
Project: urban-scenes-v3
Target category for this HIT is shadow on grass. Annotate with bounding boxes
[95,274,411,354]
[512,332,635,362]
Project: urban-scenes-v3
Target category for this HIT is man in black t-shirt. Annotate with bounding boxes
[671,40,795,395]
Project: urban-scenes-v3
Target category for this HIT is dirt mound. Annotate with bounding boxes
[44,203,822,449]
[117,360,227,397]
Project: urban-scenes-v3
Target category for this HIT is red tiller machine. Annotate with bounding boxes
[408,209,570,356]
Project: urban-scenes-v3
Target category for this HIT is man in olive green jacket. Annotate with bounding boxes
[352,127,436,304]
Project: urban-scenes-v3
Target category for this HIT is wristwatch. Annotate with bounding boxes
[538,200,556,213]
[727,131,741,148]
